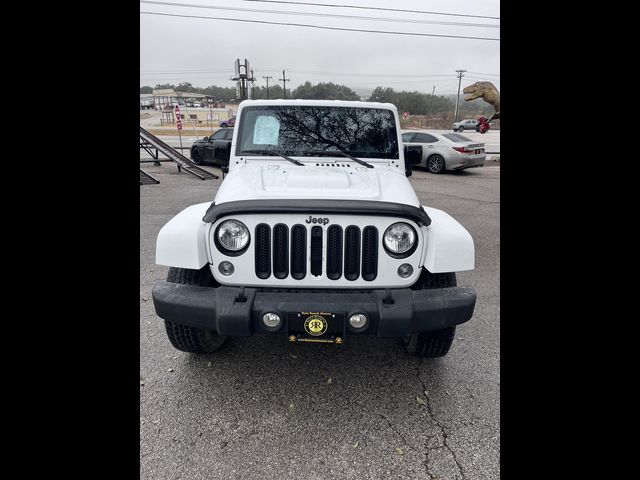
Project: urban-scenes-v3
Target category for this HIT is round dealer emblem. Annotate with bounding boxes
[304,315,327,336]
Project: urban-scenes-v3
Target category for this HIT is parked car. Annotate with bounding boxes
[452,118,493,132]
[401,130,485,174]
[452,119,478,132]
[190,128,234,165]
[219,116,236,128]
[152,100,477,358]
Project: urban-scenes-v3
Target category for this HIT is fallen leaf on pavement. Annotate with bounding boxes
[395,447,404,455]
[416,396,426,405]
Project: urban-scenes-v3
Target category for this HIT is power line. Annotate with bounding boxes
[142,66,464,78]
[466,71,501,77]
[140,11,500,41]
[140,1,499,28]
[238,0,500,20]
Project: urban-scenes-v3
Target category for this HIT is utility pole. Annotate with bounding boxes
[250,69,256,99]
[280,69,290,99]
[428,86,435,127]
[262,76,273,99]
[454,69,466,123]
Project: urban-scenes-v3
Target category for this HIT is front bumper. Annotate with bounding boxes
[152,282,476,338]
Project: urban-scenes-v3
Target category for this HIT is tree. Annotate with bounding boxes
[291,82,360,101]
[140,86,153,94]
[368,87,453,115]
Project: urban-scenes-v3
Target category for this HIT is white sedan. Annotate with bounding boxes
[402,130,486,174]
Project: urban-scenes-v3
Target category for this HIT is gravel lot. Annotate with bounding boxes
[140,161,500,479]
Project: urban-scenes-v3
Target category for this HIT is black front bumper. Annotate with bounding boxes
[152,282,476,338]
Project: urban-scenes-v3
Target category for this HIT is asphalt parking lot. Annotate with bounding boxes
[140,162,500,479]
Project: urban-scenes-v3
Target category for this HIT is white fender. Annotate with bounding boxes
[156,203,210,269]
[421,206,475,273]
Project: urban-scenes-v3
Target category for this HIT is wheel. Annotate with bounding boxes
[164,267,228,354]
[426,154,445,174]
[191,148,203,165]
[458,126,464,132]
[220,123,228,128]
[404,271,457,358]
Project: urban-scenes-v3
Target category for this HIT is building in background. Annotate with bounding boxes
[152,89,225,111]
[140,94,154,110]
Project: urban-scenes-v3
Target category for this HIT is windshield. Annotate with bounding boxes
[235,105,399,159]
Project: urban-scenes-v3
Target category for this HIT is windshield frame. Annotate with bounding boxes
[234,104,400,160]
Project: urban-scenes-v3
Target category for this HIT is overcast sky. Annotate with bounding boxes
[140,0,499,97]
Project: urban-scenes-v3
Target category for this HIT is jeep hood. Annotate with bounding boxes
[214,163,420,206]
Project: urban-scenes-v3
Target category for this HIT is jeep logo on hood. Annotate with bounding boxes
[305,216,329,225]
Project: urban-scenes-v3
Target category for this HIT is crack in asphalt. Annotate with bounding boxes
[378,413,422,456]
[416,359,467,480]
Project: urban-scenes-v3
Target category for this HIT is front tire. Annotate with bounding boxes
[427,154,445,174]
[458,126,464,132]
[164,267,228,354]
[404,271,457,358]
[220,123,228,128]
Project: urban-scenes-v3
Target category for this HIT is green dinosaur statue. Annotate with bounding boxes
[463,81,500,123]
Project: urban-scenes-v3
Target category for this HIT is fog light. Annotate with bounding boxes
[262,312,282,329]
[218,261,234,276]
[349,313,368,331]
[398,263,413,278]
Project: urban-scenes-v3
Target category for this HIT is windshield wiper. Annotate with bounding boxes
[304,150,374,169]
[241,149,305,166]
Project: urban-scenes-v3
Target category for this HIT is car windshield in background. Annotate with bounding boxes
[236,105,399,159]
[443,133,473,142]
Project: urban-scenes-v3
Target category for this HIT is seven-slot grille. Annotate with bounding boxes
[254,223,379,281]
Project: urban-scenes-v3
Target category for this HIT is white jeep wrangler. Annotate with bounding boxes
[152,100,476,358]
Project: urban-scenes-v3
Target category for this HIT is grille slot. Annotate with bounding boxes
[344,226,361,281]
[326,225,343,280]
[290,225,307,279]
[252,222,381,282]
[255,224,271,279]
[273,224,289,279]
[362,226,378,281]
[310,226,323,277]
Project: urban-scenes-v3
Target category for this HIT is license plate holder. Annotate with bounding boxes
[287,311,346,344]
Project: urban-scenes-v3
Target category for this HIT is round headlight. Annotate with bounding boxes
[383,222,417,255]
[216,220,250,252]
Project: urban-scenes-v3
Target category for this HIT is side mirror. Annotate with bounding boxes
[213,140,231,173]
[403,145,422,177]
[203,136,210,141]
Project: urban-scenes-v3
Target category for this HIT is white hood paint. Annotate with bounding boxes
[214,162,420,206]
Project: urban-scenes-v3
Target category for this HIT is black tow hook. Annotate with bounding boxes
[383,289,394,305]
[235,287,247,303]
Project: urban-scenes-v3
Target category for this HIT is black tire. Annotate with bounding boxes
[404,271,457,358]
[220,123,228,128]
[458,126,464,132]
[426,154,446,174]
[164,267,228,353]
[191,148,203,165]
